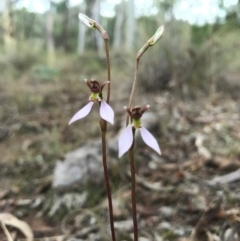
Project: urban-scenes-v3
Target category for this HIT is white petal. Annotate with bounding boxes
[118,126,134,158]
[68,102,94,125]
[139,127,161,155]
[99,100,114,125]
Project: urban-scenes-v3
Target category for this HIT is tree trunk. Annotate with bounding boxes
[113,1,124,50]
[3,0,15,51]
[237,0,240,21]
[92,0,104,57]
[77,2,86,54]
[46,1,55,65]
[62,0,70,52]
[125,0,135,51]
[85,0,95,16]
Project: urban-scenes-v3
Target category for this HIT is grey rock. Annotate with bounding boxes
[48,192,87,217]
[52,139,104,189]
[114,220,133,231]
[0,125,10,142]
[141,111,159,131]
[107,134,119,154]
[158,206,174,218]
[158,221,171,230]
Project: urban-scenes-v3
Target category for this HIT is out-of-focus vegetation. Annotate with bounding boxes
[1,0,240,240]
[1,0,240,95]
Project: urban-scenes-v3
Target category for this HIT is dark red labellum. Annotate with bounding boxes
[131,106,142,119]
[90,80,101,93]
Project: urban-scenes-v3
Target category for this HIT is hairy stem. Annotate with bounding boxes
[101,130,116,241]
[128,145,138,241]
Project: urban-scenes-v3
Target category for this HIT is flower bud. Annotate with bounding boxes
[148,25,164,46]
[78,13,94,28]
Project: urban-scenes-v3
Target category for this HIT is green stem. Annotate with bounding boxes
[128,143,138,241]
[101,129,116,241]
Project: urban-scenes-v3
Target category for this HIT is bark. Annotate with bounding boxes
[62,0,70,52]
[77,2,86,54]
[125,0,135,51]
[85,0,95,16]
[3,0,15,51]
[92,0,104,57]
[237,0,240,21]
[46,1,55,65]
[113,1,125,50]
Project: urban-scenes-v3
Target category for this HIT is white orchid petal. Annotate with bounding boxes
[100,100,114,125]
[69,102,94,125]
[139,127,161,155]
[118,125,134,158]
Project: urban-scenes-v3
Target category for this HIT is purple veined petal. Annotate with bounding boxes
[118,125,134,158]
[99,100,114,125]
[68,102,94,125]
[139,127,161,155]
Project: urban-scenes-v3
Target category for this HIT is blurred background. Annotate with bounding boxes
[0,0,240,240]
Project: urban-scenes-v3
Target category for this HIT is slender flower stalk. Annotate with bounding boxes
[123,26,164,241]
[76,13,116,241]
[129,147,138,241]
[126,25,164,126]
[119,106,161,241]
[126,59,140,126]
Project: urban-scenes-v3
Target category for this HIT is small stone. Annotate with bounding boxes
[52,139,104,190]
[159,206,174,218]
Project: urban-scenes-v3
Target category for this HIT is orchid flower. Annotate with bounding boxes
[118,105,161,158]
[68,79,114,125]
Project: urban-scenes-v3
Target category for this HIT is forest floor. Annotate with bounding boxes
[0,56,240,241]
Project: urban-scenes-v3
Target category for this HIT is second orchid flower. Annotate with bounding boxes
[118,105,161,158]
